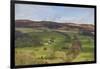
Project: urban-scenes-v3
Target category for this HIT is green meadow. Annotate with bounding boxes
[15,28,94,65]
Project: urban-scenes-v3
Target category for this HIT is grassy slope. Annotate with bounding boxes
[73,36,94,62]
[15,28,94,65]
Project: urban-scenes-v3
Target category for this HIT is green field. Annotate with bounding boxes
[15,28,94,65]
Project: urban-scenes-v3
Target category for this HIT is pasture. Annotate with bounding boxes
[15,28,94,65]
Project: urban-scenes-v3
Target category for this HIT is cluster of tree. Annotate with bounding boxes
[15,31,43,48]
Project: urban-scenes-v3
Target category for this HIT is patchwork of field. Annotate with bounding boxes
[15,27,94,65]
